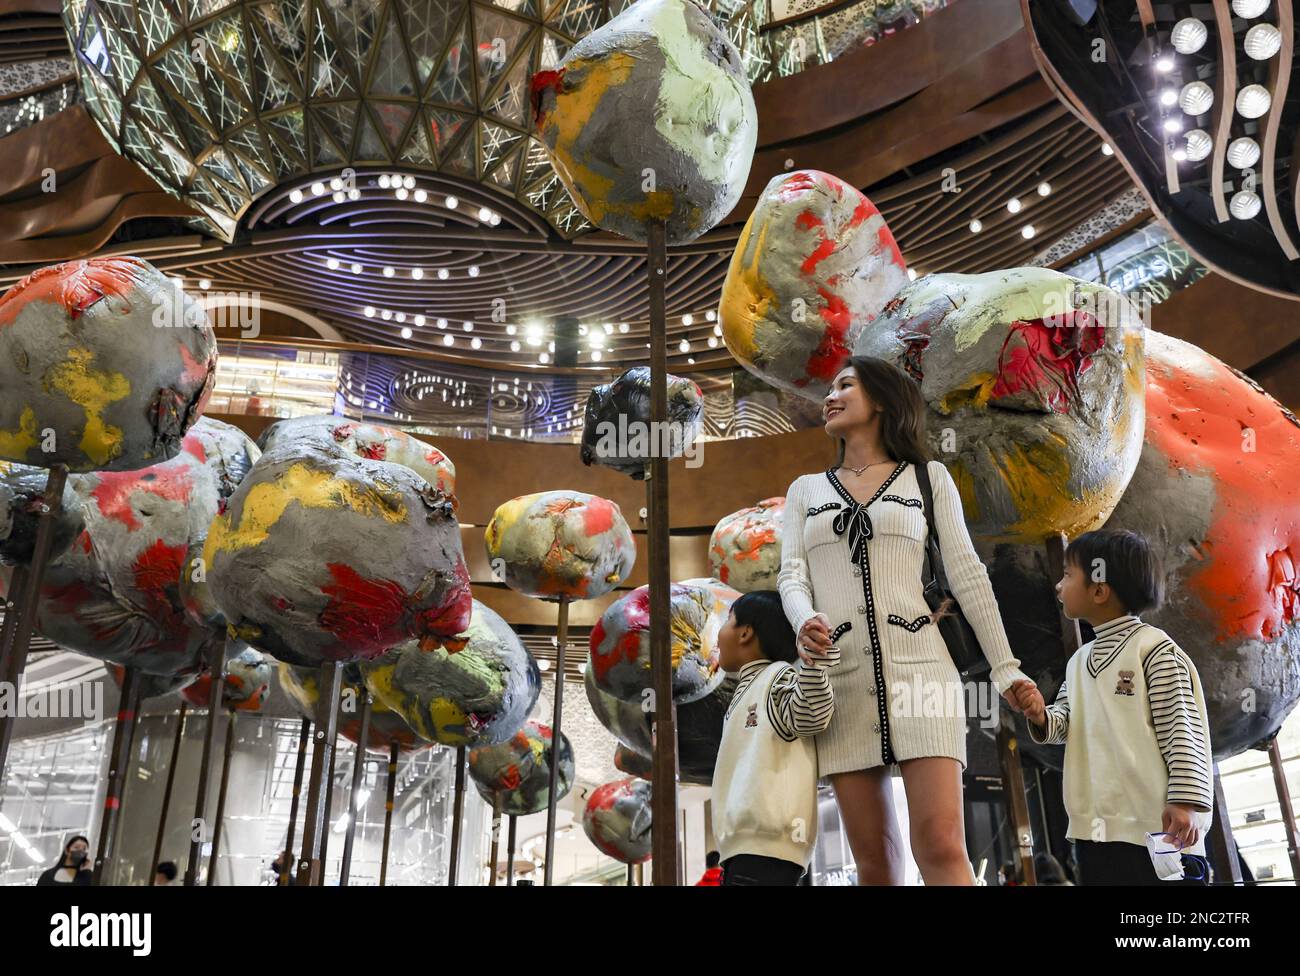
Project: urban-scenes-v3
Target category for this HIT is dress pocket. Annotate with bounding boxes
[802,503,843,552]
[872,500,926,542]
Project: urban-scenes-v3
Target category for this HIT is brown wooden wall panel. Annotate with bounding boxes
[1151,273,1300,375]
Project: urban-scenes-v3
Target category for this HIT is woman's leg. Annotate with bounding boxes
[829,768,905,885]
[899,756,974,886]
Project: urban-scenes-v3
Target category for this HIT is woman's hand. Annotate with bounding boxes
[797,613,833,666]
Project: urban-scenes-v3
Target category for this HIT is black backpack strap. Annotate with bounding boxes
[914,459,939,546]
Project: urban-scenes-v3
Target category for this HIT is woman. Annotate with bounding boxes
[36,835,94,886]
[778,357,1035,885]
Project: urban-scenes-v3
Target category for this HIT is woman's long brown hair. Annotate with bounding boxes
[833,356,931,466]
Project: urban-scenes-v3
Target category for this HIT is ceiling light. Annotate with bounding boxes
[1232,0,1270,19]
[708,336,718,348]
[401,327,412,339]
[506,324,517,335]
[395,188,408,200]
[437,268,449,280]
[378,175,391,188]
[1184,129,1213,162]
[1230,189,1262,219]
[330,177,342,191]
[1227,136,1261,169]
[395,312,405,323]
[1163,117,1183,133]
[713,324,722,336]
[445,195,458,209]
[539,352,549,364]
[443,334,455,346]
[381,310,392,321]
[348,188,360,201]
[706,310,716,322]
[619,322,629,333]
[478,206,493,221]
[414,314,425,326]
[363,306,376,317]
[468,265,480,277]
[969,218,983,233]
[1172,147,1188,162]
[437,318,448,329]
[1245,23,1282,60]
[510,340,521,352]
[1037,182,1051,196]
[326,258,339,270]
[463,321,473,332]
[411,268,423,280]
[332,190,345,202]
[1021,225,1036,239]
[679,339,690,352]
[289,188,303,203]
[1006,197,1022,213]
[471,337,482,349]
[383,266,395,277]
[1154,54,1174,73]
[591,349,602,361]
[351,263,362,274]
[1170,18,1208,55]
[311,181,325,196]
[198,278,211,289]
[1236,84,1272,118]
[907,268,918,281]
[1101,143,1114,156]
[403,175,415,190]
[1179,81,1214,116]
[1160,89,1178,107]
[681,314,693,326]
[490,213,502,226]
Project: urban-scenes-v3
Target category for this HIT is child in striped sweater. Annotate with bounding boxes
[1015,530,1214,885]
[711,591,839,885]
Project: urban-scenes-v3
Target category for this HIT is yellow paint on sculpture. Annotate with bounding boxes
[993,440,1106,542]
[205,462,409,560]
[937,371,998,414]
[719,210,774,366]
[45,348,129,465]
[541,53,637,227]
[429,697,469,746]
[0,407,38,460]
[949,460,982,525]
[483,495,531,555]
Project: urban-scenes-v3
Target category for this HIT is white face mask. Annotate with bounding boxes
[1145,832,1186,881]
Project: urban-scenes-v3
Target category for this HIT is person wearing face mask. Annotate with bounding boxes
[36,835,95,886]
[778,356,1037,886]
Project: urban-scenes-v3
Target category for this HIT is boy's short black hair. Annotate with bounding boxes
[1064,529,1164,614]
[706,851,721,868]
[730,591,798,664]
[156,861,177,881]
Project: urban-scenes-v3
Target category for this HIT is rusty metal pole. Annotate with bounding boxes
[279,717,310,886]
[506,813,517,886]
[318,721,339,884]
[488,792,502,886]
[0,465,69,783]
[544,598,568,886]
[448,745,466,885]
[296,661,342,885]
[184,640,225,886]
[150,703,187,885]
[339,692,372,886]
[92,666,141,884]
[646,218,680,885]
[206,711,237,885]
[379,739,398,887]
[1206,765,1243,884]
[1266,736,1300,882]
[996,707,1037,886]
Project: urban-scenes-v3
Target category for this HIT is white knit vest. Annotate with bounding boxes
[1061,630,1212,854]
[711,662,819,866]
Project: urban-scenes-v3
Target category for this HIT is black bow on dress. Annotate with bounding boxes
[832,502,872,560]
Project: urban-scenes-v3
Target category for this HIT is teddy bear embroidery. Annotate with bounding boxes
[745,703,758,728]
[1115,670,1136,696]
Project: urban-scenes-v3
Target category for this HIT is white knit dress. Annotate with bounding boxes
[778,460,1028,774]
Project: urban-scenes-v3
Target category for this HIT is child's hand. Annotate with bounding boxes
[1008,680,1045,726]
[1161,803,1201,849]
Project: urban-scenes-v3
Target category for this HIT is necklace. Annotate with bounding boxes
[840,459,893,476]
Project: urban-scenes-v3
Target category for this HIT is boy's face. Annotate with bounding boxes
[717,610,759,673]
[1056,560,1101,620]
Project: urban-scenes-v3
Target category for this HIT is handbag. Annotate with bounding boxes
[914,462,989,679]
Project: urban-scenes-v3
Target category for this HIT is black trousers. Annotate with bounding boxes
[1074,840,1210,886]
[721,854,805,886]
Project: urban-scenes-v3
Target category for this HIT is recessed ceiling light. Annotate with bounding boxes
[363,306,376,317]
[1006,197,1022,213]
[411,268,424,280]
[351,263,362,274]
[443,334,454,346]
[311,181,325,196]
[401,327,412,339]
[468,265,480,277]
[445,195,458,209]
[383,266,395,277]
[1021,225,1036,239]
[437,268,449,280]
[289,189,303,203]
[969,218,983,233]
[1101,143,1114,156]
[413,189,427,203]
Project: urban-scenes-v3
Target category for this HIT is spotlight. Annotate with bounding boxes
[413,189,427,202]
[289,188,303,203]
[1006,197,1022,213]
[1037,182,1051,196]
[1021,225,1036,239]
[1163,118,1183,133]
[326,258,339,270]
[1170,18,1208,55]
[1245,23,1282,60]
[411,268,423,280]
[1184,129,1213,162]
[1230,189,1262,219]
[443,334,455,346]
[969,218,983,233]
[311,181,325,196]
[1227,136,1261,169]
[445,195,458,209]
[1101,143,1114,156]
[1179,81,1214,116]
[1236,84,1272,118]
[383,266,395,277]
[401,327,412,339]
[351,263,362,274]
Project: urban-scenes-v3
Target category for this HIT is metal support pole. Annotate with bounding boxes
[1267,736,1300,882]
[206,711,237,885]
[506,813,517,886]
[544,598,568,886]
[93,666,141,884]
[339,692,372,886]
[318,720,338,884]
[448,745,466,885]
[184,640,225,886]
[0,465,68,783]
[1206,765,1243,884]
[996,707,1037,885]
[296,661,342,885]
[150,704,187,885]
[488,792,502,886]
[645,218,680,886]
[280,717,310,886]
[379,739,398,887]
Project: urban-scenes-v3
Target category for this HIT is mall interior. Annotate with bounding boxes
[0,0,1297,888]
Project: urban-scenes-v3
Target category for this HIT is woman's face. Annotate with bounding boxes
[823,366,878,435]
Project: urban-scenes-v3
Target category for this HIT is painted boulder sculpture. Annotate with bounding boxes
[1102,332,1300,756]
[360,600,540,747]
[258,416,456,500]
[107,662,196,701]
[204,425,472,666]
[530,0,757,244]
[0,256,217,472]
[720,170,909,401]
[485,491,635,601]
[468,720,575,817]
[181,644,273,712]
[0,418,259,676]
[855,267,1146,543]
[589,579,737,705]
[278,662,429,755]
[583,778,653,864]
[580,367,703,478]
[0,464,84,565]
[709,497,785,592]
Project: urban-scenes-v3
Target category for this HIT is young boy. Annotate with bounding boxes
[711,590,838,885]
[1014,529,1214,885]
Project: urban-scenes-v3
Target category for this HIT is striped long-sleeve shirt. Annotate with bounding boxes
[725,644,839,742]
[1030,614,1213,811]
